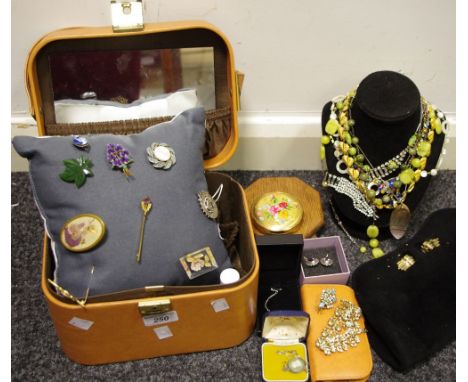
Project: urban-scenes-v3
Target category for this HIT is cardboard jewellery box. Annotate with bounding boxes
[261,311,311,382]
[24,20,259,365]
[300,236,350,285]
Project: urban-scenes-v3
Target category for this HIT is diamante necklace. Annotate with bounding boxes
[321,89,449,257]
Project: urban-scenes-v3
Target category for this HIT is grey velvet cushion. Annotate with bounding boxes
[13,107,230,298]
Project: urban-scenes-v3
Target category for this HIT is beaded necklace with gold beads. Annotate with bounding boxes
[320,89,449,258]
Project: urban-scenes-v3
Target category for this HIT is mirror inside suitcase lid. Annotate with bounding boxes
[26,22,240,169]
[16,22,246,302]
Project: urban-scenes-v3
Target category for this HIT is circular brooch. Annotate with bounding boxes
[197,191,219,220]
[147,142,176,170]
[60,213,106,252]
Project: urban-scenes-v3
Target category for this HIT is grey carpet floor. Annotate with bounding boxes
[11,170,456,381]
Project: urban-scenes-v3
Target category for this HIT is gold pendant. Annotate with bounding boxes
[389,203,411,240]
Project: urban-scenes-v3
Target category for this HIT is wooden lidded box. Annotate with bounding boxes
[25,20,259,365]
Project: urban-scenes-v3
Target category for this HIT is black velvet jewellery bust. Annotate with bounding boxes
[320,71,450,257]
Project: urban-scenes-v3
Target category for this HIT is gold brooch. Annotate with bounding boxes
[421,238,440,253]
[397,255,416,271]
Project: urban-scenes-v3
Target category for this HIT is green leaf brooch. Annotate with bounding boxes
[59,156,94,188]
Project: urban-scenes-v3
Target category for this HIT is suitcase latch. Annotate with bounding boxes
[110,0,144,32]
[138,299,172,316]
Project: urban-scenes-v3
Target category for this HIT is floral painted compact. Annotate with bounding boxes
[253,192,303,234]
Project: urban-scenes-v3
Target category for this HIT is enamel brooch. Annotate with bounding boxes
[59,156,93,188]
[106,144,134,177]
[60,213,106,252]
[147,142,176,170]
[72,135,89,150]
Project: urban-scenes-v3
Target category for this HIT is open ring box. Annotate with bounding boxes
[300,236,350,285]
[261,310,311,382]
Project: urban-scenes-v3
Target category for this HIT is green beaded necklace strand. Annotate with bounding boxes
[321,90,448,257]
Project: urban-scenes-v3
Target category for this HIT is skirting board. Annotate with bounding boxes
[11,111,456,171]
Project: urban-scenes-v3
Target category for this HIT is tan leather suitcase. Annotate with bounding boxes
[25,20,259,365]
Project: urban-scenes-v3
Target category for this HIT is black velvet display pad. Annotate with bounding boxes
[322,71,446,239]
[301,246,340,277]
[351,208,455,372]
[256,234,304,330]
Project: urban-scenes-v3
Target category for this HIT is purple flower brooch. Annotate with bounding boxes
[106,144,134,177]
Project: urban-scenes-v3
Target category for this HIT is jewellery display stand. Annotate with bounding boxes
[300,236,350,285]
[301,284,373,382]
[351,208,455,372]
[322,71,445,239]
[261,310,310,382]
[256,235,304,330]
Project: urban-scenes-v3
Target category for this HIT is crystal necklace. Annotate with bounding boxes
[321,89,449,257]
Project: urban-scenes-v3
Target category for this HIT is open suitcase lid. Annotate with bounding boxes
[25,20,240,169]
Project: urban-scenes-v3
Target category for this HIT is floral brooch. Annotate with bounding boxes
[147,142,176,170]
[106,144,133,177]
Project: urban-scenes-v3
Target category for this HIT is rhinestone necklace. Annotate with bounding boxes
[320,88,449,258]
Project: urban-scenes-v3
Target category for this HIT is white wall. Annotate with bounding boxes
[11,0,456,170]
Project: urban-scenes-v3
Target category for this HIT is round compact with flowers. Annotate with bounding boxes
[321,89,448,257]
[253,192,303,234]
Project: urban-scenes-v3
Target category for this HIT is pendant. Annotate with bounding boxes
[147,142,176,170]
[59,156,94,188]
[389,203,411,240]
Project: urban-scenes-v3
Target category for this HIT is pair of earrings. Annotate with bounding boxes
[303,254,334,268]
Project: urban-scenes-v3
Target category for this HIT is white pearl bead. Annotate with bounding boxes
[430,169,438,176]
[437,111,444,119]
[421,170,428,178]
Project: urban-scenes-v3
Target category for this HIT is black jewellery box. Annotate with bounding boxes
[256,234,304,330]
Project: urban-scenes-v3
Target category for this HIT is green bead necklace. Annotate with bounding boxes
[321,90,448,257]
